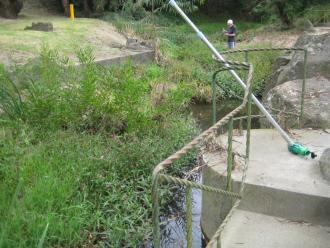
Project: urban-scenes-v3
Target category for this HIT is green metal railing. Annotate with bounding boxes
[152,59,254,248]
[212,48,308,127]
[151,47,309,247]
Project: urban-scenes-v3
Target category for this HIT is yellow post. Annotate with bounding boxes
[69,4,75,20]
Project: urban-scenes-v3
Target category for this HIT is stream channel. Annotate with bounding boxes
[147,99,260,248]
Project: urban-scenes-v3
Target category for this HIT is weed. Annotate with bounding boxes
[106,13,278,102]
[0,48,199,247]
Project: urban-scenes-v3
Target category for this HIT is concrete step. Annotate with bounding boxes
[220,209,330,248]
[202,129,330,239]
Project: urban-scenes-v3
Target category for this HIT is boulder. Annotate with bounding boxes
[0,0,23,19]
[126,38,153,50]
[319,148,330,181]
[273,55,291,71]
[263,77,330,128]
[24,22,54,32]
[263,32,330,97]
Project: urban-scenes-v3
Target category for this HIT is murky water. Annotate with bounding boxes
[158,176,204,248]
[190,99,260,131]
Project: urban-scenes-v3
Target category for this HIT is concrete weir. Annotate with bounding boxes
[201,129,330,247]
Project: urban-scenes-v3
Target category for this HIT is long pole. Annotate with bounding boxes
[169,0,293,145]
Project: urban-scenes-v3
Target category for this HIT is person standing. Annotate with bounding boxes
[225,19,236,49]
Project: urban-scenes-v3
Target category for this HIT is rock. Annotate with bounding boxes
[319,148,330,181]
[318,22,330,27]
[263,32,330,98]
[0,0,23,19]
[263,68,286,95]
[276,57,330,86]
[263,77,330,128]
[126,38,152,50]
[126,38,139,48]
[273,55,291,71]
[24,22,53,32]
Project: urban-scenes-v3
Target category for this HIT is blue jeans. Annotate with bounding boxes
[228,41,235,49]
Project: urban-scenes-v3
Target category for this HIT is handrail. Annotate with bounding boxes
[152,60,253,248]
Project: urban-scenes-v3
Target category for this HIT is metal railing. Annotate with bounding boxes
[151,47,309,247]
[152,59,253,248]
[212,48,308,128]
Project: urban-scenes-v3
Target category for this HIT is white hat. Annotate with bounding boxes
[227,19,233,25]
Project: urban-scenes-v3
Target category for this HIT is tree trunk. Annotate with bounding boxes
[83,0,92,17]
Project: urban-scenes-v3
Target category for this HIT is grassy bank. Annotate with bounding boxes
[0,15,129,66]
[0,49,198,247]
[104,13,281,101]
[0,16,100,55]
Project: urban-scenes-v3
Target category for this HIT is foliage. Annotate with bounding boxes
[251,0,330,27]
[122,0,147,20]
[55,0,205,17]
[107,13,276,101]
[144,0,205,13]
[300,2,330,25]
[0,0,23,18]
[0,48,199,247]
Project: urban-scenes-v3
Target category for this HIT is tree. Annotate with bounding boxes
[0,0,23,19]
[251,0,317,28]
[272,0,304,27]
[144,0,205,14]
[56,0,205,16]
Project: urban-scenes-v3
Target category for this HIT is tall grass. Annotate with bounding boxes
[0,48,198,247]
[105,13,280,102]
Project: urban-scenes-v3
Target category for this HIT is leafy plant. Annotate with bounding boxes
[144,0,205,13]
[0,48,199,247]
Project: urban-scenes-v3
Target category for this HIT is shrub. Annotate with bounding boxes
[0,48,199,247]
[0,0,23,19]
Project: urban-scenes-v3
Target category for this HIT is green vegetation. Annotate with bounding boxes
[0,48,198,247]
[0,9,284,247]
[106,13,279,101]
[0,16,110,58]
[251,0,330,27]
[299,2,330,25]
[4,0,329,245]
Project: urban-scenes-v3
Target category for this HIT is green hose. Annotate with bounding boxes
[288,143,317,158]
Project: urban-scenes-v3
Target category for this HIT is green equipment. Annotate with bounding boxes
[288,143,317,158]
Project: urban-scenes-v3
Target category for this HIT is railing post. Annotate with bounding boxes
[244,51,250,94]
[186,186,193,248]
[217,235,222,248]
[246,79,252,161]
[212,73,217,125]
[226,117,234,191]
[152,174,160,248]
[300,49,307,128]
[238,118,243,135]
[244,50,249,63]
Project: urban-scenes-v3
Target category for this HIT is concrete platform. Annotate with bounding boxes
[201,129,330,240]
[220,209,330,248]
